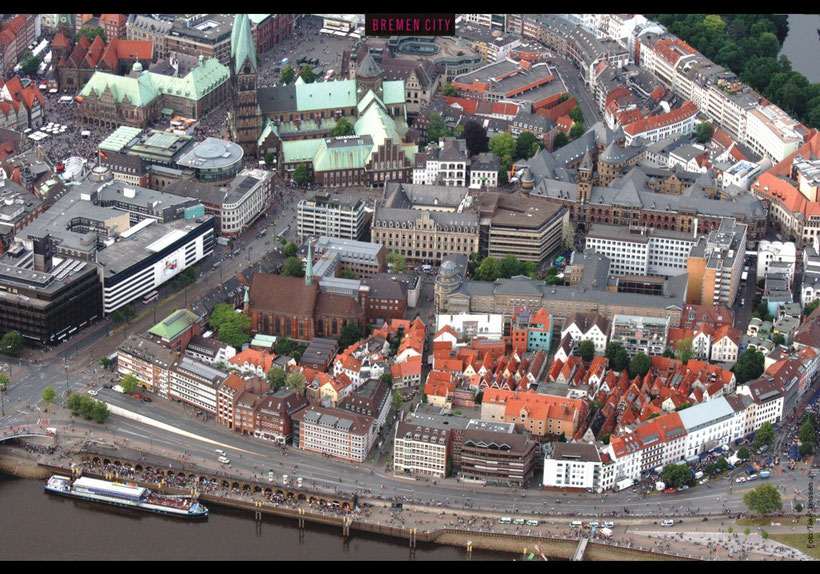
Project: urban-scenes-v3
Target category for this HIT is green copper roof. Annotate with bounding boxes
[232,14,257,75]
[278,118,338,135]
[382,80,406,105]
[148,309,201,340]
[313,137,373,172]
[80,58,229,107]
[282,138,323,163]
[258,119,279,147]
[357,90,385,115]
[99,126,143,153]
[295,80,358,112]
[248,14,272,25]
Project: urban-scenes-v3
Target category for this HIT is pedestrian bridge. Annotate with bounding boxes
[572,537,588,561]
[0,431,51,442]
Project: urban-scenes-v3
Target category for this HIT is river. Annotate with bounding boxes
[780,14,820,83]
[0,474,512,560]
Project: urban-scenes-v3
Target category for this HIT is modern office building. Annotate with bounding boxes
[543,442,603,492]
[297,193,367,242]
[686,218,747,308]
[292,405,378,462]
[460,420,538,486]
[585,223,697,277]
[168,356,228,413]
[610,314,671,357]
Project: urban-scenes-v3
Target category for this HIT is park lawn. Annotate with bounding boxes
[735,516,781,527]
[769,533,820,560]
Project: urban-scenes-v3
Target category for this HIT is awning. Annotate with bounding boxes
[160,108,174,116]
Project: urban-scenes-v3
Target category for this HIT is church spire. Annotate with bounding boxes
[305,239,314,286]
[231,14,257,75]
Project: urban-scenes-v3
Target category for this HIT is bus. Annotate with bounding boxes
[142,291,159,304]
[498,517,512,524]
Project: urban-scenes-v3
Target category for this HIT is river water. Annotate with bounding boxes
[0,474,511,560]
[780,14,820,83]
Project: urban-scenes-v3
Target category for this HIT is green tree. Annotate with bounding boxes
[338,322,363,348]
[99,357,111,369]
[120,374,139,394]
[743,484,782,517]
[92,400,110,424]
[391,389,403,411]
[67,393,83,414]
[660,464,694,488]
[663,348,676,359]
[299,65,316,83]
[629,352,652,379]
[208,303,252,347]
[676,338,694,363]
[274,337,297,356]
[264,152,275,166]
[476,257,501,282]
[733,348,765,385]
[266,367,287,392]
[292,163,311,185]
[79,396,96,420]
[754,421,775,449]
[283,242,299,258]
[285,372,306,393]
[799,417,815,445]
[605,342,630,372]
[579,339,596,362]
[281,256,305,278]
[281,65,296,85]
[329,117,355,137]
[805,299,820,316]
[563,219,575,251]
[772,333,785,346]
[515,131,540,160]
[385,251,408,274]
[553,131,570,150]
[289,349,303,362]
[426,112,451,144]
[41,386,56,405]
[20,51,41,76]
[737,446,751,460]
[338,269,357,280]
[694,122,713,144]
[443,84,458,97]
[498,253,522,279]
[799,442,814,457]
[489,132,516,165]
[0,372,8,392]
[569,122,585,140]
[462,120,489,156]
[380,372,394,387]
[77,26,105,44]
[569,105,584,123]
[0,330,24,357]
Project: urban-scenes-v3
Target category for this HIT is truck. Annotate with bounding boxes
[616,478,634,491]
[655,481,666,491]
[599,527,613,538]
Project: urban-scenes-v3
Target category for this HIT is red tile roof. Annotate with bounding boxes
[623,101,697,136]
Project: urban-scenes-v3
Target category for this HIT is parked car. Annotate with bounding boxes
[102,384,113,389]
[142,397,152,403]
[134,394,143,400]
[661,520,675,527]
[218,456,230,464]
[87,389,98,396]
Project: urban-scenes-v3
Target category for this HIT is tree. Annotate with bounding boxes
[754,421,775,449]
[289,349,303,362]
[20,51,41,76]
[385,251,407,274]
[299,65,316,83]
[467,252,484,276]
[443,84,458,97]
[0,373,7,392]
[285,372,306,393]
[772,333,785,346]
[281,256,305,278]
[426,113,451,144]
[391,389,403,411]
[77,26,105,44]
[805,299,820,316]
[799,417,815,445]
[737,446,751,460]
[338,322,363,348]
[743,484,782,517]
[694,122,714,144]
[41,386,56,405]
[292,164,311,185]
[281,65,296,85]
[67,393,83,414]
[660,463,694,488]
[605,342,630,372]
[267,367,287,392]
[283,242,299,258]
[264,152,275,166]
[274,338,297,356]
[0,331,24,357]
[489,133,516,166]
[208,303,252,347]
[515,131,540,161]
[476,257,501,282]
[553,131,570,149]
[799,442,814,457]
[569,122,585,141]
[733,348,765,385]
[676,338,694,364]
[92,400,110,424]
[562,219,575,251]
[330,117,354,137]
[569,105,584,124]
[579,340,595,362]
[462,120,489,156]
[663,348,676,359]
[338,269,357,280]
[120,374,139,394]
[629,352,651,379]
[498,253,522,279]
[380,372,393,387]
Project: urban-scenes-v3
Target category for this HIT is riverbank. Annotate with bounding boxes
[0,450,50,480]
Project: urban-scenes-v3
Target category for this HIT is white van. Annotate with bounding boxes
[112,385,124,393]
[215,449,226,456]
[499,517,512,524]
[661,519,675,527]
[570,520,583,528]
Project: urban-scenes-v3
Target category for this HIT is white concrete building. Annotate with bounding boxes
[435,313,505,342]
[756,240,797,278]
[560,312,609,355]
[721,160,762,191]
[585,223,697,277]
[168,357,228,414]
[297,193,367,241]
[543,442,602,492]
[745,104,806,163]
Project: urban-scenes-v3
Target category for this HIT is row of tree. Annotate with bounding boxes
[279,64,319,86]
[647,14,820,128]
[67,393,110,423]
[468,252,539,282]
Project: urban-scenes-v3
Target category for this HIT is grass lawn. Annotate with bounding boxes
[736,516,782,527]
[769,533,820,560]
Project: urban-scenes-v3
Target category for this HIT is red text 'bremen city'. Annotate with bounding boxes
[370,18,453,34]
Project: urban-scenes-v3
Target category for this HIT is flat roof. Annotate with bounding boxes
[176,138,244,170]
